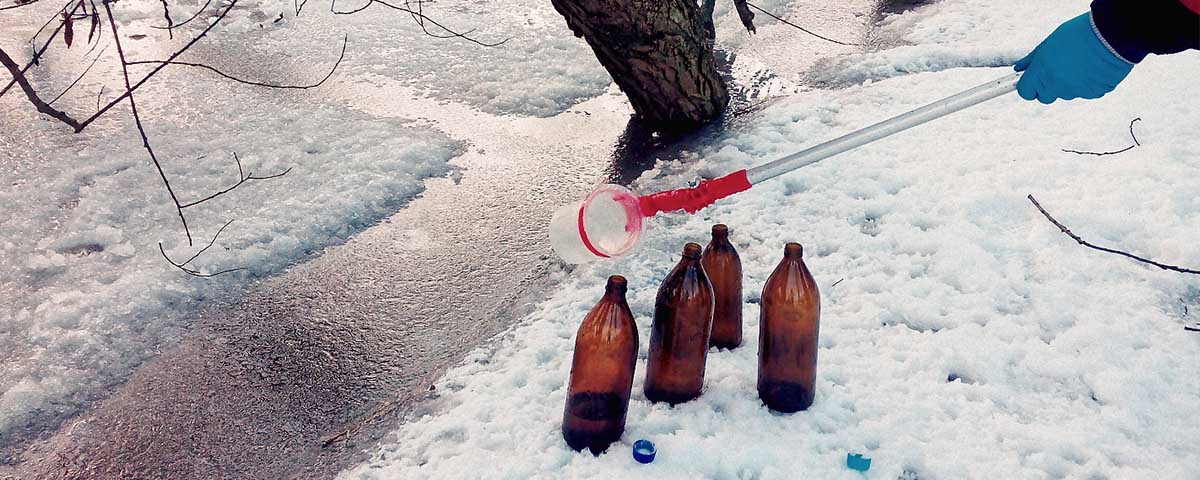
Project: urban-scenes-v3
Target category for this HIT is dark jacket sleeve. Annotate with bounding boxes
[1090,0,1200,63]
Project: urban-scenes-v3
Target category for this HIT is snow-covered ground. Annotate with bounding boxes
[340,1,1200,479]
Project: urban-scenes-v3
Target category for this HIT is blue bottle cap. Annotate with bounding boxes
[846,453,872,472]
[632,439,656,464]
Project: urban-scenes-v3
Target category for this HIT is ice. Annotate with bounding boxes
[0,58,464,440]
[109,0,613,117]
[339,0,1200,478]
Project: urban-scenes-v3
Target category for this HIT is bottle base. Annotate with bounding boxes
[644,387,701,406]
[563,427,620,455]
[758,380,814,413]
[709,339,741,350]
[563,392,627,455]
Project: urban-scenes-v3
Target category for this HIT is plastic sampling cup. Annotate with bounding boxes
[549,184,644,264]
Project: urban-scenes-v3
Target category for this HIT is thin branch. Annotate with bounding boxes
[158,219,248,277]
[0,0,42,12]
[745,2,860,46]
[732,0,756,34]
[126,35,347,90]
[48,43,108,105]
[0,45,84,130]
[150,0,212,30]
[331,0,508,47]
[179,219,233,267]
[158,0,175,39]
[401,0,475,40]
[1027,194,1200,275]
[103,0,193,245]
[0,0,86,99]
[1062,117,1141,156]
[179,152,292,209]
[77,0,239,132]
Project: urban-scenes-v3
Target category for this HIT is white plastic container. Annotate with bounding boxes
[549,184,644,264]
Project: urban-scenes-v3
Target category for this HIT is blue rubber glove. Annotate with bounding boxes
[1014,12,1133,104]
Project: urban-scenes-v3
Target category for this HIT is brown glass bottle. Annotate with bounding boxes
[758,243,821,413]
[562,275,639,454]
[701,224,742,350]
[644,243,714,405]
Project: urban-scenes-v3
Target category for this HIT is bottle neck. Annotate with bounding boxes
[603,275,629,301]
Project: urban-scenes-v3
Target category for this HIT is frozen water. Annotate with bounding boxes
[0,13,465,443]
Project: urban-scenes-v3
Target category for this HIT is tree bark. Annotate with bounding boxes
[552,0,730,130]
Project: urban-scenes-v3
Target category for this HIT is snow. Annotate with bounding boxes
[114,0,613,117]
[0,31,464,443]
[339,1,1200,479]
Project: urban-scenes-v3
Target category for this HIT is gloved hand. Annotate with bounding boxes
[1014,12,1134,104]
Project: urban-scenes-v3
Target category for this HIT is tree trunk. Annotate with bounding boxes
[552,0,730,129]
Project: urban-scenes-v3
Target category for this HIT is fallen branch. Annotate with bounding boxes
[1062,117,1141,156]
[1027,194,1200,275]
[745,2,860,46]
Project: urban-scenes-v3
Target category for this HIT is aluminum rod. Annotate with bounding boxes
[746,72,1021,185]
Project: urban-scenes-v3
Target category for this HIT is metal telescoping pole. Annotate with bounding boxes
[745,72,1021,185]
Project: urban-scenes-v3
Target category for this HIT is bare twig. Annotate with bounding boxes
[0,0,86,99]
[401,0,475,40]
[103,0,194,245]
[158,219,248,277]
[48,43,107,105]
[179,152,292,209]
[126,35,347,90]
[0,0,41,11]
[732,0,755,34]
[158,0,175,39]
[1062,118,1142,156]
[1027,194,1200,275]
[0,46,84,130]
[745,2,860,46]
[78,0,239,133]
[150,0,212,30]
[831,278,844,288]
[331,0,508,47]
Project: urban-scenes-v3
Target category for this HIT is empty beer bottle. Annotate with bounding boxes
[562,275,639,454]
[758,242,821,413]
[701,224,742,350]
[644,243,714,405]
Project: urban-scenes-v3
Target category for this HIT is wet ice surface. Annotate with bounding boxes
[2,0,620,474]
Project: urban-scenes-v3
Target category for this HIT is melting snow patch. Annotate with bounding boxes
[339,1,1200,476]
